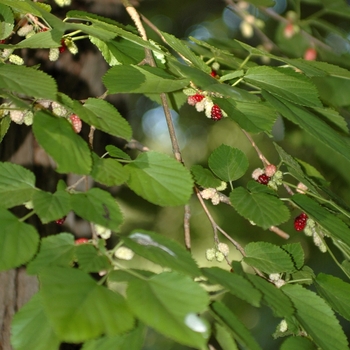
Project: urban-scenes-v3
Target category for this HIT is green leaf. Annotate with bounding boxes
[91,153,129,187]
[280,336,317,350]
[214,323,239,350]
[13,28,63,49]
[0,4,14,40]
[40,267,134,343]
[312,107,349,134]
[0,115,11,143]
[125,151,194,206]
[161,32,209,72]
[103,65,189,94]
[27,233,76,275]
[32,190,70,224]
[0,208,39,271]
[70,188,123,232]
[282,284,348,350]
[282,243,304,270]
[0,162,36,208]
[127,271,210,349]
[291,194,350,247]
[244,242,295,274]
[0,64,57,100]
[191,165,222,188]
[245,66,321,107]
[208,145,249,182]
[123,230,200,277]
[315,273,350,322]
[230,184,290,229]
[81,98,132,140]
[105,145,131,160]
[33,110,92,175]
[11,292,60,350]
[211,301,262,350]
[244,0,275,6]
[75,244,111,273]
[264,93,350,165]
[246,274,294,318]
[291,266,315,286]
[201,267,261,307]
[81,325,145,350]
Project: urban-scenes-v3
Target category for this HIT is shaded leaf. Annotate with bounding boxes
[0,208,39,271]
[280,336,317,350]
[211,301,262,350]
[32,190,71,224]
[105,145,131,160]
[125,151,194,206]
[282,284,348,350]
[127,271,209,349]
[11,292,60,350]
[315,273,350,321]
[201,267,261,307]
[75,244,111,273]
[282,243,304,270]
[27,233,75,275]
[123,230,200,277]
[70,188,123,232]
[191,165,222,188]
[246,274,294,318]
[40,267,134,343]
[33,110,92,175]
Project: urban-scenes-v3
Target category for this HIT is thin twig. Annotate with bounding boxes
[125,139,150,152]
[269,226,289,240]
[88,125,95,149]
[242,129,270,167]
[184,204,191,251]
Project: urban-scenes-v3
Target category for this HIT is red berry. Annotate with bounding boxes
[294,213,308,231]
[55,216,66,225]
[59,39,67,53]
[69,114,82,133]
[257,174,270,185]
[210,69,218,78]
[75,238,89,245]
[211,104,223,121]
[304,48,317,61]
[187,93,205,106]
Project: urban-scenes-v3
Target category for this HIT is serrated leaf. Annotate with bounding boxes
[91,153,129,187]
[315,273,350,321]
[103,65,189,94]
[208,145,249,182]
[282,284,348,350]
[291,266,315,286]
[211,301,262,350]
[40,267,134,343]
[246,274,294,318]
[32,190,70,224]
[0,208,39,271]
[0,162,36,208]
[105,145,131,160]
[125,151,194,206]
[27,233,75,275]
[244,242,295,274]
[291,194,350,247]
[123,230,200,277]
[13,29,63,49]
[191,165,222,188]
[280,336,317,350]
[245,66,321,107]
[265,93,350,165]
[81,325,144,350]
[0,64,57,100]
[282,243,304,270]
[127,271,209,349]
[33,110,92,175]
[75,244,111,273]
[0,4,14,40]
[230,186,290,229]
[201,267,261,307]
[11,292,60,350]
[70,187,123,232]
[312,107,349,134]
[80,98,132,140]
